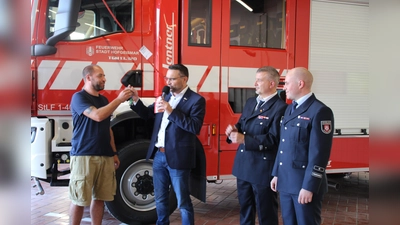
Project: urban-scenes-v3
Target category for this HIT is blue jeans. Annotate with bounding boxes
[153,151,194,225]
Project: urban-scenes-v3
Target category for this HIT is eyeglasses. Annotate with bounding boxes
[164,76,184,82]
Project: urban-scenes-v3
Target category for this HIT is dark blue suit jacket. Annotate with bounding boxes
[272,94,334,195]
[229,94,287,186]
[131,88,206,170]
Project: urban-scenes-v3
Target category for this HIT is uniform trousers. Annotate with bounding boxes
[279,191,323,225]
[237,178,278,225]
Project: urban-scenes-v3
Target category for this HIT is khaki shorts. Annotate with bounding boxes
[69,156,116,206]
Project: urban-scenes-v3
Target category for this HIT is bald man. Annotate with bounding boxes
[69,64,133,225]
[270,67,334,225]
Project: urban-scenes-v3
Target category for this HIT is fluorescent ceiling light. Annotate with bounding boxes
[236,0,253,12]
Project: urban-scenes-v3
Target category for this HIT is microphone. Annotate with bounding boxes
[161,86,170,99]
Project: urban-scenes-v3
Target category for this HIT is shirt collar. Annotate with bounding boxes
[257,92,277,103]
[295,92,313,107]
[171,85,189,99]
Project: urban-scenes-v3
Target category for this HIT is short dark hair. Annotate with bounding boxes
[82,64,99,79]
[257,66,280,87]
[168,64,189,78]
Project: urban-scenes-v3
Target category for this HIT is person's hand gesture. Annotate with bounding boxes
[117,87,134,103]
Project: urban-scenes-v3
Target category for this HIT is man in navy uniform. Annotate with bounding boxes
[271,67,334,225]
[226,66,287,225]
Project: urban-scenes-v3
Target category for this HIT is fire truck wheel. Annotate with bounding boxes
[105,140,178,224]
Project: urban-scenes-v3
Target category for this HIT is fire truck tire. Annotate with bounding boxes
[105,140,177,224]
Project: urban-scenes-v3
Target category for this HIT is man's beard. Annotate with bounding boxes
[93,83,104,91]
[169,86,176,93]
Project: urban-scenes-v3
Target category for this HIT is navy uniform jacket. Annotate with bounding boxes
[272,94,334,195]
[229,95,287,186]
[131,88,206,170]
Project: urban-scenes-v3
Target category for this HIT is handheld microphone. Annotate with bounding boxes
[161,86,170,99]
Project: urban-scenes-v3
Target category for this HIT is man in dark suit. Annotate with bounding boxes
[225,66,287,225]
[128,64,206,225]
[271,67,334,225]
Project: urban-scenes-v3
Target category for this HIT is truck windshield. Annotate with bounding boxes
[47,0,134,41]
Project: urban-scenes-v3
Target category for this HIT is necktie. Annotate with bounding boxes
[290,101,298,115]
[255,100,264,111]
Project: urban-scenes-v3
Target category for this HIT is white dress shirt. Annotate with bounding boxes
[155,86,189,148]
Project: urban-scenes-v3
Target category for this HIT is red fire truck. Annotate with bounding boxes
[31,0,369,223]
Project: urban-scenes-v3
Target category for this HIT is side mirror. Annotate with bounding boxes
[121,70,143,87]
[31,44,57,56]
[31,0,81,56]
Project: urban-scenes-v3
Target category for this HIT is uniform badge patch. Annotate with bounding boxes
[321,121,332,134]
